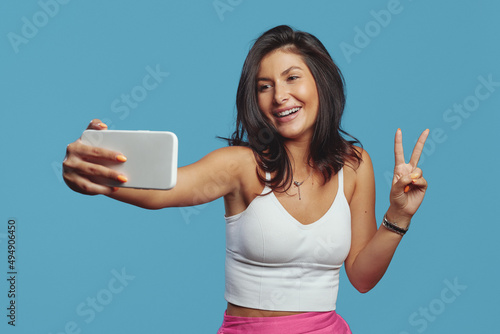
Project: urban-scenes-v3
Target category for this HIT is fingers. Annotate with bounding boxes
[63,171,116,196]
[63,147,126,185]
[65,157,123,181]
[87,119,109,130]
[62,154,114,195]
[395,168,426,194]
[409,129,430,168]
[409,175,428,191]
[63,120,127,195]
[63,155,126,195]
[70,140,125,163]
[81,120,126,161]
[64,142,126,178]
[393,173,412,194]
[394,128,429,168]
[394,128,405,166]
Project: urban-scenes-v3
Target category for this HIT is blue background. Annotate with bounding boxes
[1,0,499,333]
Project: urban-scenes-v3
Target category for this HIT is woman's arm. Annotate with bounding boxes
[345,129,429,293]
[63,119,248,210]
[107,146,247,209]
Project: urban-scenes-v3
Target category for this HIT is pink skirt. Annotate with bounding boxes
[217,310,351,334]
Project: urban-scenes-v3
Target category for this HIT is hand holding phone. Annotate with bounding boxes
[80,130,178,190]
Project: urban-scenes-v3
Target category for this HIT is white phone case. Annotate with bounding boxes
[81,130,178,190]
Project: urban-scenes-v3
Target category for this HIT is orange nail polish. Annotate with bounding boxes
[99,123,108,128]
[404,185,410,193]
[117,175,128,183]
[116,155,127,162]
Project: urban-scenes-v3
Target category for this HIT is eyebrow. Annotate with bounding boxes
[257,66,303,82]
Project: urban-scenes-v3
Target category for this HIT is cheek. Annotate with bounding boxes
[257,94,272,113]
[303,87,320,120]
[307,84,320,109]
[256,98,270,123]
[296,83,317,103]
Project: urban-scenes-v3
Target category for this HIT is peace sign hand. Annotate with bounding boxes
[387,128,430,225]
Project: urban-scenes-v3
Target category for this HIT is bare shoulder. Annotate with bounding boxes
[218,145,255,159]
[198,146,259,188]
[207,145,257,173]
[196,145,253,165]
[165,146,258,208]
[212,146,263,216]
[343,146,374,202]
[344,146,373,173]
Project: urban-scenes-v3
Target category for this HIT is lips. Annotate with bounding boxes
[273,106,301,118]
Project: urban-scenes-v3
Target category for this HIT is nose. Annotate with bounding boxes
[273,82,289,105]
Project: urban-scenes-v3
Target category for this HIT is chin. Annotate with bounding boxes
[274,119,314,141]
[278,129,310,141]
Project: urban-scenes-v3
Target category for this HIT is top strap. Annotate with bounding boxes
[338,167,344,193]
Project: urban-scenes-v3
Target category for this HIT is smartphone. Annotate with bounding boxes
[80,130,178,190]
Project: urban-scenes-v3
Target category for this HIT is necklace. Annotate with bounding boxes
[293,169,313,200]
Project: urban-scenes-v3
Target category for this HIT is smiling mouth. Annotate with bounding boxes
[274,107,301,118]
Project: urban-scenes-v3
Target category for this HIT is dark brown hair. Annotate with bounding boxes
[226,25,362,191]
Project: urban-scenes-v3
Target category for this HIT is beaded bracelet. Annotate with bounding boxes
[382,214,409,236]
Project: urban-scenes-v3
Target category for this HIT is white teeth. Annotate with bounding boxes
[277,107,300,117]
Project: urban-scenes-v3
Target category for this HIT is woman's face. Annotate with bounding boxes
[257,49,319,142]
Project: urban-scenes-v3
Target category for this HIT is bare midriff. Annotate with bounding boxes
[226,302,306,317]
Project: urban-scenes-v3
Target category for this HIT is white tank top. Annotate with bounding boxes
[224,168,351,312]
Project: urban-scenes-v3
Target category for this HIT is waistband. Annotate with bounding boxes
[217,310,351,334]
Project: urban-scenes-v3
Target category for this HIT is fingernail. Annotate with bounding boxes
[117,175,128,183]
[116,154,127,162]
[112,187,119,192]
[99,123,108,128]
[410,172,420,179]
[404,185,410,193]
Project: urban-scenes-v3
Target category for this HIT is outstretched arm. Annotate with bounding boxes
[345,129,429,293]
[63,119,246,210]
[107,146,245,209]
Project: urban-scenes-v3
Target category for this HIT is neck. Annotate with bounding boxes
[284,138,313,178]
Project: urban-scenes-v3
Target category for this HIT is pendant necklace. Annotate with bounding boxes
[293,169,313,200]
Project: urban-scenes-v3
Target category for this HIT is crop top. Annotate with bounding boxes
[224,168,351,312]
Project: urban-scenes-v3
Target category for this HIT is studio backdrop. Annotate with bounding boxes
[1,0,499,333]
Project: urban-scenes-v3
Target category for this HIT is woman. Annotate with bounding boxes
[63,25,429,333]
